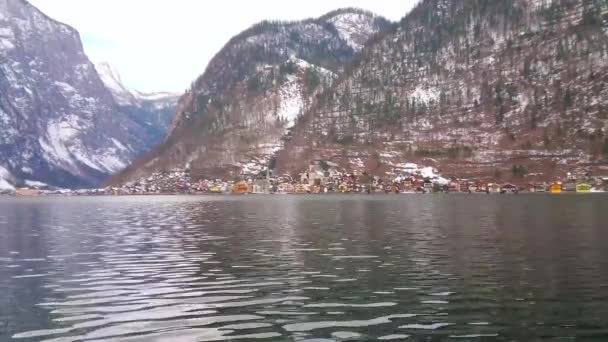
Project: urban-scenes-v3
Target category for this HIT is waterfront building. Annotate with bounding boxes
[488,183,502,193]
[500,184,519,194]
[562,181,576,192]
[277,183,295,194]
[295,184,309,194]
[576,183,592,193]
[550,182,563,194]
[232,182,250,194]
[448,181,460,193]
[252,180,271,194]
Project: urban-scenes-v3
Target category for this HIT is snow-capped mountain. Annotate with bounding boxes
[95,62,135,106]
[95,62,179,109]
[0,0,176,189]
[278,0,608,181]
[111,8,391,183]
[95,62,179,145]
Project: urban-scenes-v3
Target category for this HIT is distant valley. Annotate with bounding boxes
[0,0,177,190]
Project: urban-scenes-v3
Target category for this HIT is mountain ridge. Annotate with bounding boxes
[276,0,608,181]
[0,0,178,189]
[110,8,392,184]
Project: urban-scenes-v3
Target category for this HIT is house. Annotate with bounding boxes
[232,182,250,194]
[475,182,489,193]
[295,184,309,194]
[500,184,519,194]
[550,182,562,194]
[252,179,271,194]
[277,183,295,194]
[402,178,414,191]
[488,183,502,193]
[209,185,223,193]
[576,183,592,193]
[467,182,477,193]
[448,181,460,193]
[529,183,547,193]
[338,183,350,193]
[562,181,576,192]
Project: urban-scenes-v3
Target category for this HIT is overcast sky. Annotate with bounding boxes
[30,0,418,93]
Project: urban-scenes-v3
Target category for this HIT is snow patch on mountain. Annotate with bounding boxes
[132,90,181,102]
[95,62,180,107]
[0,165,15,190]
[328,12,377,51]
[411,86,440,104]
[95,62,136,106]
[0,178,14,191]
[277,75,304,127]
[24,179,47,187]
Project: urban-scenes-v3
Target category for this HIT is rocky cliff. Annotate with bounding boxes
[95,62,179,151]
[0,0,176,189]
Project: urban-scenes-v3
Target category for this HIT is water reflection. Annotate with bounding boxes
[1,195,608,341]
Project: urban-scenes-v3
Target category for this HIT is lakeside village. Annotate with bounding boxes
[3,161,608,197]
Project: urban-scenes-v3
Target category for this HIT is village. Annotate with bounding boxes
[2,161,607,197]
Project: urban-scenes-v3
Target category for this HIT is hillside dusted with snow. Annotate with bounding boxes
[112,8,391,183]
[0,0,177,189]
[278,0,608,181]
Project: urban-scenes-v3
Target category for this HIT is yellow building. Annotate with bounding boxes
[550,183,562,194]
[576,183,592,193]
[338,183,350,193]
[209,185,222,193]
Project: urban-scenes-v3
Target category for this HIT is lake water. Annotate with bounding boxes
[1,195,608,341]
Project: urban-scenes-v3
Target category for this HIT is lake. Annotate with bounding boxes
[1,194,608,341]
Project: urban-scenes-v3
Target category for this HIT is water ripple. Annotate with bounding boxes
[3,195,608,341]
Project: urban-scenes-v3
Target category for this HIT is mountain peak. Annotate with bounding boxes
[95,62,135,106]
[322,8,392,51]
[95,62,180,106]
[0,1,180,188]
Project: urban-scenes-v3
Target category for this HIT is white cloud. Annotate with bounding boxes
[29,0,417,93]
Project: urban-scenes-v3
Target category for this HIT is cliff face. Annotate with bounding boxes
[95,62,179,151]
[0,0,175,189]
[111,9,391,183]
[278,0,608,180]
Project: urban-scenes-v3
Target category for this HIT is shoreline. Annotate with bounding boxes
[2,191,606,198]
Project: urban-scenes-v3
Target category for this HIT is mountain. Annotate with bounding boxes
[0,0,177,189]
[95,62,179,149]
[277,0,608,181]
[110,8,392,183]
